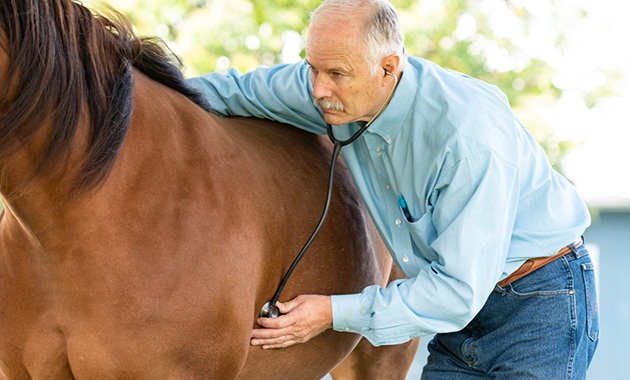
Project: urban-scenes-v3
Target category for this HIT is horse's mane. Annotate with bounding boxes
[0,0,212,193]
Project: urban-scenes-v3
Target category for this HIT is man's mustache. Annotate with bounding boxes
[313,97,344,112]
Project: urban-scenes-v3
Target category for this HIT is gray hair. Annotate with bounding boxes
[310,0,406,72]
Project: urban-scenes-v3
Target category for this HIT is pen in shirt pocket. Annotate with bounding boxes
[398,195,415,223]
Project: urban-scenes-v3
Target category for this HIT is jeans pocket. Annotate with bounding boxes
[506,259,571,298]
[581,262,600,341]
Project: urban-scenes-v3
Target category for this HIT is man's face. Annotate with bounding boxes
[305,18,387,126]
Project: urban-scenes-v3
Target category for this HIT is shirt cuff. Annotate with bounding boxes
[331,293,364,334]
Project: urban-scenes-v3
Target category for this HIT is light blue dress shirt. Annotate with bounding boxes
[188,56,591,346]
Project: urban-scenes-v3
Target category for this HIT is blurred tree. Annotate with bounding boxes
[83,0,605,175]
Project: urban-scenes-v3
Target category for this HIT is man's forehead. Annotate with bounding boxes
[310,13,362,38]
[305,22,366,71]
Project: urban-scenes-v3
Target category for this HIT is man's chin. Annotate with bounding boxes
[322,112,352,126]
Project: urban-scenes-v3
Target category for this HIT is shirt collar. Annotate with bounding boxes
[359,59,419,143]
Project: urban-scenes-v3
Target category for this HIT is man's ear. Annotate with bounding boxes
[380,54,401,84]
[381,54,400,86]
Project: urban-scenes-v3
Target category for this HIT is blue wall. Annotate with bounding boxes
[582,209,630,379]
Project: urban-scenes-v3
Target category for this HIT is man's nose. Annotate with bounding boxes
[311,74,332,99]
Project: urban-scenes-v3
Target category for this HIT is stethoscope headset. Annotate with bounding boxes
[259,68,399,319]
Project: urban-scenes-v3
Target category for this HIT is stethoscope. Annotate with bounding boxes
[259,68,398,318]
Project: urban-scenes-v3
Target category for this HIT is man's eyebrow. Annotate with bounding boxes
[305,60,350,73]
[328,67,350,73]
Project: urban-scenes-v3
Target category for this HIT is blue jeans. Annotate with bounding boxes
[422,241,599,379]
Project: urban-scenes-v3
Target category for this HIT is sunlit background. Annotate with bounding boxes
[85,0,630,378]
[94,0,630,204]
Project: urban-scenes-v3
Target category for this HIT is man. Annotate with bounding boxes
[189,0,599,378]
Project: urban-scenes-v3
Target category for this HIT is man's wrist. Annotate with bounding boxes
[325,296,333,329]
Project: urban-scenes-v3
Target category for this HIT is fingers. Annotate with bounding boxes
[251,314,306,348]
[254,297,304,329]
[276,299,298,314]
[256,308,296,329]
[251,321,309,349]
[250,295,333,349]
[253,337,301,349]
[251,328,308,350]
[253,315,295,335]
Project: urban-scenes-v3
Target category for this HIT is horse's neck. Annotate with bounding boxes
[0,70,228,250]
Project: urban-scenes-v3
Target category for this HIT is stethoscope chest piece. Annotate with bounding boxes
[259,301,280,318]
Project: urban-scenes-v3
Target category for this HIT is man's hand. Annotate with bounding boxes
[251,294,333,349]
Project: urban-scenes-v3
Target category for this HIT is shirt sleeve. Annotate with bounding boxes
[187,62,328,134]
[331,150,521,346]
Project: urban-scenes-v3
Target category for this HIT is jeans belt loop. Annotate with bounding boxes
[498,238,583,288]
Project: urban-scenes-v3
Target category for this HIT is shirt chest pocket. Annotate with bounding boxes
[400,208,439,262]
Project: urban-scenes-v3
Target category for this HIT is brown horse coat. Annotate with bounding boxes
[0,1,418,378]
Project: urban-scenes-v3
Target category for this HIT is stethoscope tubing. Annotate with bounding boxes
[259,70,398,319]
[264,140,342,313]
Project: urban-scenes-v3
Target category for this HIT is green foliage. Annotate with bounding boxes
[84,0,601,173]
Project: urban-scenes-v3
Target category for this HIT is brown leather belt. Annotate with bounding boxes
[498,238,583,288]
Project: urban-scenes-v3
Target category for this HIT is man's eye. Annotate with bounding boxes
[332,72,343,77]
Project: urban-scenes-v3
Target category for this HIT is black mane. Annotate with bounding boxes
[0,0,211,194]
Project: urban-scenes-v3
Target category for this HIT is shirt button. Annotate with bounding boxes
[375,148,382,153]
[344,327,350,331]
[403,255,409,263]
[385,184,391,191]
[395,219,402,226]
[387,136,392,143]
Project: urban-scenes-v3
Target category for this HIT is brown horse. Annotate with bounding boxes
[0,0,419,378]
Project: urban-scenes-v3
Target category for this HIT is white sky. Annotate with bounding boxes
[422,0,629,208]
[526,0,630,207]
